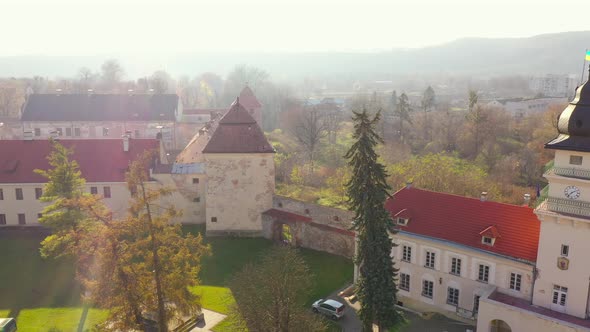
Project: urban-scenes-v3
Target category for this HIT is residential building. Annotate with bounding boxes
[487,97,568,117]
[530,74,577,98]
[19,93,182,149]
[385,187,539,324]
[0,138,160,226]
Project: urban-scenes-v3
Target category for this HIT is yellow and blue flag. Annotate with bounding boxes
[586,50,590,61]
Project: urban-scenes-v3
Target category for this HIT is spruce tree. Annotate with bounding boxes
[345,109,404,331]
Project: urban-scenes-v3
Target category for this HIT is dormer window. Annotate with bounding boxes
[479,225,500,247]
[397,218,409,226]
[482,236,494,245]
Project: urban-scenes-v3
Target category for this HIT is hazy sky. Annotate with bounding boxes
[2,0,589,55]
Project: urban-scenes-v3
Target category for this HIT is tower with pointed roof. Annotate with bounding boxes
[239,86,263,128]
[202,98,275,235]
[533,70,590,318]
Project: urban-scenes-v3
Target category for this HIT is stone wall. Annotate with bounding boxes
[261,196,355,258]
[205,153,275,236]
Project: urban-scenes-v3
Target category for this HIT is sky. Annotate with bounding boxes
[1,0,589,55]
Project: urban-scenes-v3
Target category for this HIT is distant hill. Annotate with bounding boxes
[0,31,588,80]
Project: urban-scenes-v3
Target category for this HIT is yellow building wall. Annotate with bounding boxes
[0,182,130,226]
[204,153,274,234]
[392,233,534,320]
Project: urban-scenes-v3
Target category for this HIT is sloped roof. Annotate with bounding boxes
[385,187,540,263]
[202,100,274,154]
[479,225,501,238]
[21,94,178,122]
[238,86,262,109]
[0,139,159,183]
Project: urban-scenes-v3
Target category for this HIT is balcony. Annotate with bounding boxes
[547,196,590,217]
[553,167,590,180]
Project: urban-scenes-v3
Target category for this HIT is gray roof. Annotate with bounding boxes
[22,93,179,122]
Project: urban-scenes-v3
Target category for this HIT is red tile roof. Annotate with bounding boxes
[0,139,159,183]
[480,225,501,238]
[385,187,540,262]
[202,100,274,154]
[238,86,262,109]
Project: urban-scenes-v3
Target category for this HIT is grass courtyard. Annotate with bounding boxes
[0,226,353,331]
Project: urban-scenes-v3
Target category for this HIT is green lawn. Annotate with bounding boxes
[1,226,353,331]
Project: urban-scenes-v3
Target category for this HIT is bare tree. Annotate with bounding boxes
[288,106,327,173]
[466,90,485,156]
[76,67,97,92]
[149,70,173,94]
[100,59,125,91]
[0,85,24,118]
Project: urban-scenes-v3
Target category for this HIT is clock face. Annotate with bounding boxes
[564,185,581,200]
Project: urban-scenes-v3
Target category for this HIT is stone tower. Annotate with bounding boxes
[534,74,590,318]
[203,98,275,236]
[238,86,263,128]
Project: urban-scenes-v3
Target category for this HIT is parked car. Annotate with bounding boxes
[311,299,345,320]
[0,318,17,332]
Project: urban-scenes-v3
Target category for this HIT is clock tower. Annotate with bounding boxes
[534,74,590,318]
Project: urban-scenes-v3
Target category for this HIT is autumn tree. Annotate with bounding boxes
[345,110,404,331]
[121,151,210,331]
[223,64,269,103]
[229,247,326,332]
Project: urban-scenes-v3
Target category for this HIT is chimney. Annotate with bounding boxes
[406,181,413,189]
[23,130,33,141]
[523,193,531,206]
[123,134,130,152]
[480,192,488,202]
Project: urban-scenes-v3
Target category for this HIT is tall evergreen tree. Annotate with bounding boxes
[345,109,404,331]
[394,93,412,143]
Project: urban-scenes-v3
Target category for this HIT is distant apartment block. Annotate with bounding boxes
[529,74,577,98]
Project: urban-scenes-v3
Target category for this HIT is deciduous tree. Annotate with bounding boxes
[229,247,326,332]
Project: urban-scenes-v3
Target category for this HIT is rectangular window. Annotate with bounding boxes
[0,188,3,200]
[478,264,490,283]
[74,128,81,137]
[102,127,109,137]
[447,287,460,306]
[65,127,72,136]
[451,257,462,275]
[34,128,41,136]
[103,186,111,198]
[570,155,583,165]
[0,214,5,225]
[211,217,217,222]
[37,213,43,220]
[425,251,436,269]
[552,285,568,306]
[35,188,43,200]
[474,295,481,313]
[482,236,493,245]
[56,128,63,136]
[193,178,200,184]
[400,273,410,291]
[18,213,26,225]
[15,188,23,200]
[510,273,522,291]
[422,280,434,298]
[402,245,412,262]
[397,218,408,225]
[90,186,98,195]
[134,129,140,138]
[193,197,201,202]
[561,245,569,257]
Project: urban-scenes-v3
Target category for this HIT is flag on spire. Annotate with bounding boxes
[586,50,590,61]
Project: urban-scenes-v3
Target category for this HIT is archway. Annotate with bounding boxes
[281,223,293,245]
[490,319,511,332]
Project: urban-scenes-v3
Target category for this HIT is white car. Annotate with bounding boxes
[312,299,345,320]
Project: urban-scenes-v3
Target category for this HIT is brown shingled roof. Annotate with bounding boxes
[202,100,274,154]
[239,86,262,109]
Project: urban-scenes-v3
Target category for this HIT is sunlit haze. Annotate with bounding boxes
[2,0,590,55]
